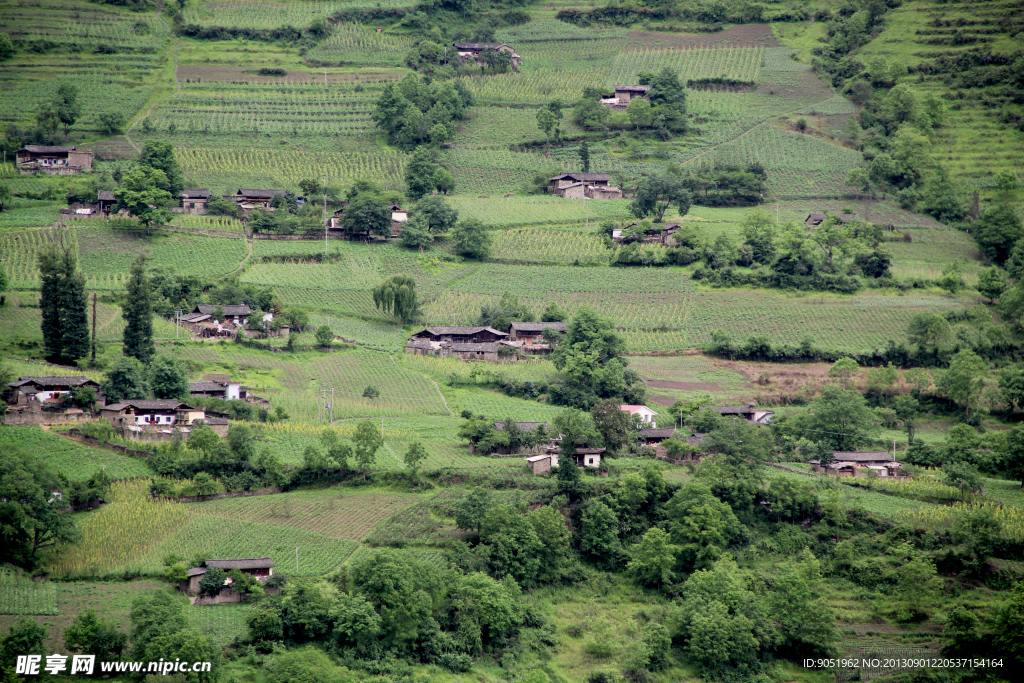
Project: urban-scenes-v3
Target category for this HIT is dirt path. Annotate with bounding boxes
[429,378,454,417]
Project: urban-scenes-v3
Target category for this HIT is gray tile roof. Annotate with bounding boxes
[104,400,195,411]
[189,381,227,392]
[614,85,652,92]
[194,304,251,316]
[454,42,512,50]
[832,451,893,462]
[180,189,212,199]
[422,326,507,336]
[510,322,566,333]
[97,191,115,201]
[550,172,611,182]
[640,427,676,439]
[10,376,96,388]
[19,145,77,153]
[205,557,274,570]
[235,189,285,199]
[451,342,499,352]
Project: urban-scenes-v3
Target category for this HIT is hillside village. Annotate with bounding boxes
[1,1,1024,682]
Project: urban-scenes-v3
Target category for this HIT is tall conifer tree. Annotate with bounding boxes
[38,240,88,363]
[122,254,154,364]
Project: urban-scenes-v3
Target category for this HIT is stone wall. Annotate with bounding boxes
[4,406,96,426]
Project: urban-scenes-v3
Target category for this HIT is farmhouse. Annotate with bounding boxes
[101,400,206,428]
[183,557,274,595]
[640,427,676,447]
[405,326,510,361]
[97,190,116,215]
[5,376,100,405]
[805,212,858,228]
[525,453,557,475]
[412,326,508,343]
[506,321,566,355]
[179,189,212,215]
[224,189,286,209]
[699,403,774,425]
[189,304,266,327]
[549,172,623,199]
[612,222,682,244]
[391,205,408,236]
[614,85,651,104]
[572,447,605,468]
[621,404,658,425]
[811,451,902,477]
[16,145,94,175]
[189,374,247,401]
[453,42,522,70]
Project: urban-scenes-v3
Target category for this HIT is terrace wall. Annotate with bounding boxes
[4,406,96,426]
[173,486,282,504]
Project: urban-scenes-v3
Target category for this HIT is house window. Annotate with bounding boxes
[588,458,594,465]
[189,203,195,209]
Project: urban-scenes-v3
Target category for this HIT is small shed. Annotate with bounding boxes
[525,453,558,475]
[184,557,274,595]
[613,85,651,104]
[180,189,212,215]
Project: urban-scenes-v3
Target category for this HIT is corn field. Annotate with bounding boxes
[490,229,609,265]
[183,0,413,29]
[307,23,414,66]
[168,214,245,233]
[0,570,58,615]
[51,480,193,577]
[898,502,1024,541]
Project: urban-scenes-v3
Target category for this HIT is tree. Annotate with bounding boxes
[400,215,432,249]
[944,461,982,499]
[342,194,391,238]
[55,82,81,138]
[803,386,880,452]
[129,589,188,658]
[197,568,226,599]
[977,266,1008,304]
[122,253,155,364]
[551,307,636,403]
[529,506,571,582]
[0,183,10,212]
[1002,424,1024,487]
[974,204,1024,264]
[907,311,952,351]
[741,210,777,264]
[138,140,185,195]
[938,349,987,418]
[411,194,458,235]
[0,34,14,62]
[0,446,79,569]
[372,275,419,325]
[454,487,493,535]
[665,480,742,572]
[434,167,455,194]
[629,174,692,222]
[578,141,590,173]
[114,166,173,232]
[36,101,60,137]
[265,645,355,683]
[578,500,620,566]
[989,581,1024,668]
[352,419,383,479]
[405,147,441,200]
[541,302,567,322]
[403,441,427,475]
[590,399,633,453]
[627,97,653,129]
[362,385,380,399]
[894,394,920,443]
[676,557,775,680]
[647,67,688,131]
[1,619,47,668]
[149,356,189,399]
[768,549,839,657]
[315,325,334,347]
[827,357,859,389]
[447,218,491,259]
[98,111,126,135]
[38,239,89,363]
[65,610,128,660]
[941,261,965,296]
[478,292,533,331]
[810,216,849,273]
[627,527,678,590]
[536,107,557,144]
[100,356,149,404]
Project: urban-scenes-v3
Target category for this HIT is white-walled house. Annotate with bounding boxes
[620,404,658,424]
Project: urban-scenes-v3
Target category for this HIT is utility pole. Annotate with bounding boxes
[323,175,328,255]
[91,294,97,364]
[175,309,183,339]
[329,387,334,423]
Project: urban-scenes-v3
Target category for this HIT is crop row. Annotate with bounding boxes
[2,3,168,48]
[0,426,154,481]
[176,146,407,191]
[446,196,633,227]
[182,1,414,29]
[0,570,58,615]
[607,46,764,87]
[167,214,245,232]
[307,23,415,66]
[490,229,610,265]
[686,124,864,173]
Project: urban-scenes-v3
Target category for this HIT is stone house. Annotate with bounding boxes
[700,403,775,426]
[5,376,100,406]
[224,189,286,210]
[189,374,247,401]
[507,321,565,355]
[525,453,557,475]
[179,189,212,215]
[97,191,116,215]
[16,146,93,175]
[453,42,522,70]
[811,451,902,477]
[183,557,274,596]
[549,172,622,199]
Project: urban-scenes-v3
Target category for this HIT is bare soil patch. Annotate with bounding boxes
[626,24,781,50]
[645,379,723,392]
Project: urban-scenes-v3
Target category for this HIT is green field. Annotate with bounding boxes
[0,426,154,481]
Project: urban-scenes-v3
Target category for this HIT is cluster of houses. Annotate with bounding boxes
[549,172,623,200]
[2,373,260,439]
[403,322,568,361]
[182,558,276,604]
[177,303,279,339]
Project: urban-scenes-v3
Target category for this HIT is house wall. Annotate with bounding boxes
[561,184,585,199]
[68,151,93,170]
[3,406,95,426]
[528,457,552,475]
[181,199,208,215]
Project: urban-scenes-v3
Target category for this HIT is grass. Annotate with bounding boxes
[0,426,154,481]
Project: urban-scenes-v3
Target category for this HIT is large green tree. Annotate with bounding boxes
[372,275,419,325]
[149,356,189,399]
[974,204,1024,264]
[0,446,80,569]
[768,549,840,657]
[342,195,391,238]
[938,349,988,419]
[629,174,692,222]
[122,253,155,364]
[551,307,643,404]
[100,356,150,404]
[405,147,441,200]
[38,240,89,363]
[54,82,81,138]
[665,480,743,572]
[801,385,881,451]
[65,610,128,661]
[352,419,383,479]
[115,166,173,233]
[138,140,185,195]
[452,219,492,259]
[627,527,678,590]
